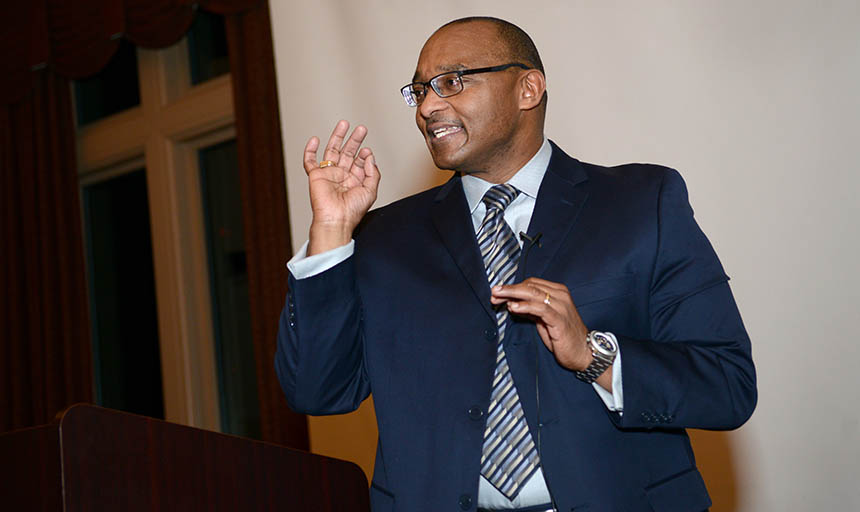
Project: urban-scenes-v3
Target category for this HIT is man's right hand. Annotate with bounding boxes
[303,120,381,256]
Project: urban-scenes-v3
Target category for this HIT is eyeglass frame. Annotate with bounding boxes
[400,63,531,107]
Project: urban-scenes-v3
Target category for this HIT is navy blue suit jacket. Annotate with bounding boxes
[276,142,756,512]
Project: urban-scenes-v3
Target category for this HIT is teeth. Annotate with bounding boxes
[433,126,459,138]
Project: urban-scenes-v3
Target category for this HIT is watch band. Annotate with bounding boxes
[574,331,618,383]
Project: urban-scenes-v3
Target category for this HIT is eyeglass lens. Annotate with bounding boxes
[430,73,464,97]
[403,72,463,106]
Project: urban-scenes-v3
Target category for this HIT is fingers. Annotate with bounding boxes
[323,120,350,163]
[519,277,569,293]
[348,146,380,185]
[492,280,569,305]
[306,121,370,174]
[491,278,574,325]
[503,291,561,322]
[303,136,321,173]
[350,147,372,178]
[493,277,590,372]
[363,153,381,194]
[338,125,368,168]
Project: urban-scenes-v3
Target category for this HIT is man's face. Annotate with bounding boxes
[413,22,524,174]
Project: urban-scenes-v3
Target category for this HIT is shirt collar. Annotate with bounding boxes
[461,138,551,214]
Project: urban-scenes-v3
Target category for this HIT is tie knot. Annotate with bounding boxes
[482,184,519,212]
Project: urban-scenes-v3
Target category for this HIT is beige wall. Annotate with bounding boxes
[269,1,860,509]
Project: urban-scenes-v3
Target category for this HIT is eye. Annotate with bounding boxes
[443,76,460,89]
[433,74,461,95]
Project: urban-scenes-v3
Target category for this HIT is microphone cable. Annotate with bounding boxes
[519,231,559,511]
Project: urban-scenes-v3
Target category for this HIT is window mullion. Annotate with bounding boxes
[137,47,222,431]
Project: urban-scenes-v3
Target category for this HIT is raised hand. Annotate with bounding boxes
[303,120,381,255]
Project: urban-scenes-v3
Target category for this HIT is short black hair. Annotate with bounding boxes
[440,16,545,76]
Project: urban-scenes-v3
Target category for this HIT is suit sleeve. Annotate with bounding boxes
[275,256,371,415]
[614,168,757,430]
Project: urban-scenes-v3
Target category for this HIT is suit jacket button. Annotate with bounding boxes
[468,406,484,420]
[458,494,473,510]
[484,329,496,341]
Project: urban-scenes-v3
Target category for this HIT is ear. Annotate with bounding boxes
[518,69,546,111]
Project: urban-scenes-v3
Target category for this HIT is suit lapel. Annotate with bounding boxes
[430,144,590,322]
[431,176,496,322]
[519,141,590,280]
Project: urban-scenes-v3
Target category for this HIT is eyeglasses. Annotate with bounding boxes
[400,63,531,107]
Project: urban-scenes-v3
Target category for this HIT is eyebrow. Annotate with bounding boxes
[412,63,468,83]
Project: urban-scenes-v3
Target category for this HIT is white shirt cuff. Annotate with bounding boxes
[592,344,623,413]
[286,239,355,279]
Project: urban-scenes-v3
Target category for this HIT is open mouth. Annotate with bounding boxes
[427,122,464,140]
[432,126,462,138]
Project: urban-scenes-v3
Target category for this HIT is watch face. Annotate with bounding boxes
[592,332,618,356]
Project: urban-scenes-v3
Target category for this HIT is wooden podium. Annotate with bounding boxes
[0,404,370,511]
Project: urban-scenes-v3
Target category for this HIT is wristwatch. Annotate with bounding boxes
[574,331,618,383]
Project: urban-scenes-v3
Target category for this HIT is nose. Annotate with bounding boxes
[418,86,448,119]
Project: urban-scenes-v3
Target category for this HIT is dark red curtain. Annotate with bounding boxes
[0,70,92,432]
[224,7,307,448]
[0,0,260,93]
[0,0,307,450]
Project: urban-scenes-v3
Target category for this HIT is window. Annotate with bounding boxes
[199,140,261,438]
[83,166,163,419]
[75,17,260,437]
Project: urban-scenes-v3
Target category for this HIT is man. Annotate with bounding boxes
[276,16,756,512]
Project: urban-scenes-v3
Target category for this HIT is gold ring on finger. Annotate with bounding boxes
[319,160,336,168]
[543,292,551,306]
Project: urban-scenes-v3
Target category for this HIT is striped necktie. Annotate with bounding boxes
[478,184,540,500]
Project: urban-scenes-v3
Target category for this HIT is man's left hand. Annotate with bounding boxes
[491,277,595,375]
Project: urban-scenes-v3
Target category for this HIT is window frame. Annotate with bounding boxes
[75,40,236,431]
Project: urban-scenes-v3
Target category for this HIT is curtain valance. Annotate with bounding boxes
[1,0,261,104]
